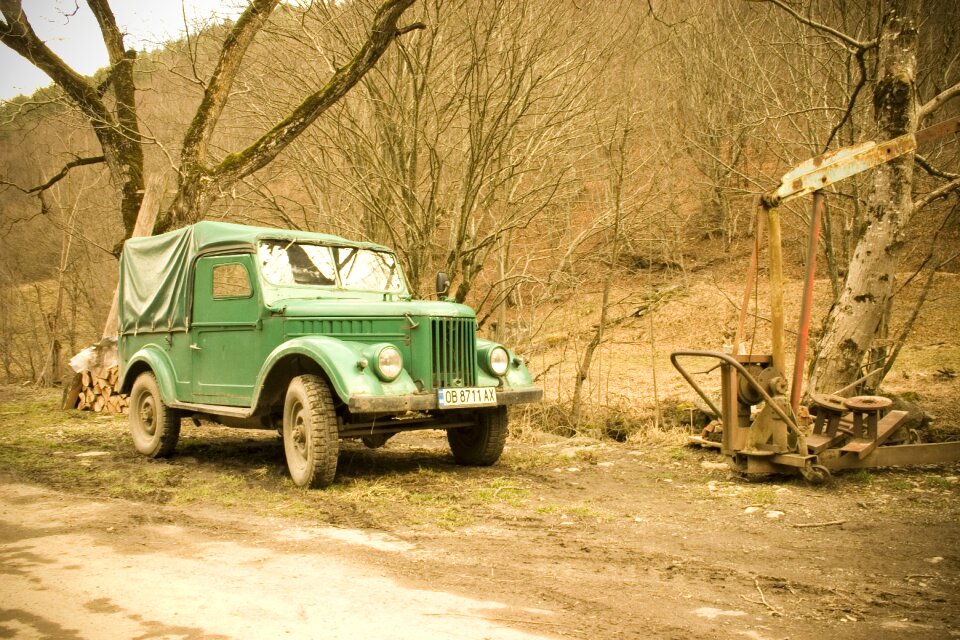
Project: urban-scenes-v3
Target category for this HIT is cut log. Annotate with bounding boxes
[62,373,83,410]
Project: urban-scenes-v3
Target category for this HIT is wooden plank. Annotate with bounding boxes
[805,432,846,454]
[61,373,83,410]
[839,410,908,459]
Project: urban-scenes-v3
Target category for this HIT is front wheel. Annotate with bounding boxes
[129,372,180,457]
[447,406,508,466]
[801,463,832,485]
[283,375,339,488]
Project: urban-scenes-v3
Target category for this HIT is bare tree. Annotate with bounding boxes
[781,0,960,394]
[0,0,423,242]
[0,0,143,238]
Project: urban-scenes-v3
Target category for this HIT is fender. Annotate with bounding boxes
[251,336,419,408]
[475,338,536,389]
[120,345,179,403]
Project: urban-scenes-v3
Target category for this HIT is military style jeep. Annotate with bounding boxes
[118,221,542,487]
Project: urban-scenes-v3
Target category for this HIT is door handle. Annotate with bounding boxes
[190,343,202,350]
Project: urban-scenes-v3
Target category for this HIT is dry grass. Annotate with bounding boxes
[521,271,960,438]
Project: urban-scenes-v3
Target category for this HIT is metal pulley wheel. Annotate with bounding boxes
[810,393,848,414]
[843,395,893,412]
[737,365,788,405]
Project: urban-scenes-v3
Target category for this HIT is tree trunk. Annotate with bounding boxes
[808,0,919,394]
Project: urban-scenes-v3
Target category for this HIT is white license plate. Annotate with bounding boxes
[437,386,497,409]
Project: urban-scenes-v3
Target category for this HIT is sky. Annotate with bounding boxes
[0,0,246,100]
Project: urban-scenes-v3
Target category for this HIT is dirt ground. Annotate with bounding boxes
[2,389,959,640]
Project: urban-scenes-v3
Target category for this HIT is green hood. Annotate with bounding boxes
[275,298,476,319]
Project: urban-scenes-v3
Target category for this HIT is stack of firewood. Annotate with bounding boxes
[62,338,128,414]
[64,366,129,413]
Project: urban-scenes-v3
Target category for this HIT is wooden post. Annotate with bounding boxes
[734,203,766,352]
[766,205,785,374]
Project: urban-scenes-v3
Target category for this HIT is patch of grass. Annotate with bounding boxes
[535,503,561,515]
[668,446,688,461]
[846,469,874,485]
[565,505,601,519]
[436,505,472,530]
[746,488,777,506]
[887,478,913,491]
[472,477,529,507]
[501,448,561,472]
[922,476,954,490]
[573,448,601,465]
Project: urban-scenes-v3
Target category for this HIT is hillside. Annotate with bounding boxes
[1,0,958,425]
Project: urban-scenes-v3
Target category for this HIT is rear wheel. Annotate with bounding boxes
[129,372,180,457]
[447,406,508,466]
[283,375,339,488]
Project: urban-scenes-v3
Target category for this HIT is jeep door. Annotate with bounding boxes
[190,254,261,406]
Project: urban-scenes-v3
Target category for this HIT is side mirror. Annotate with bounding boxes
[436,271,450,299]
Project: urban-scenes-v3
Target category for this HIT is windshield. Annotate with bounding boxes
[257,240,404,293]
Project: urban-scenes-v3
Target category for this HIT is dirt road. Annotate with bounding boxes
[3,424,959,640]
[1,481,554,639]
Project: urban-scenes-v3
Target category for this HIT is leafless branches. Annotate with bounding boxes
[1,155,106,196]
[918,81,960,120]
[914,177,960,211]
[760,0,877,51]
[162,0,422,230]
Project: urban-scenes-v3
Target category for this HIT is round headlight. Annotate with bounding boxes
[375,346,403,381]
[489,346,509,377]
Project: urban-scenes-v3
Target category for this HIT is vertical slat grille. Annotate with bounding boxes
[431,317,476,388]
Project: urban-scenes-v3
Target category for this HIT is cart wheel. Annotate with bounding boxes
[801,464,831,485]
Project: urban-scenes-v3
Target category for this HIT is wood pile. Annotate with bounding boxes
[62,338,128,414]
[63,367,129,414]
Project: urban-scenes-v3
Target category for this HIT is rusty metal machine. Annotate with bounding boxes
[672,116,960,483]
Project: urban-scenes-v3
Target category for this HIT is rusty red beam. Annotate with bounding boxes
[790,191,825,412]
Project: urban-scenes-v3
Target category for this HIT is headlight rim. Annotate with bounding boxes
[373,344,403,382]
[485,345,510,377]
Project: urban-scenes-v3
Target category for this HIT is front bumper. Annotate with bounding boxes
[347,386,543,414]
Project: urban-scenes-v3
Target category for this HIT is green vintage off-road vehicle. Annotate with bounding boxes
[118,221,542,487]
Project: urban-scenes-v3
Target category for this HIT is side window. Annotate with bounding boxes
[212,263,252,299]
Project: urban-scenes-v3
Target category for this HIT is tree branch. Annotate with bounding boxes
[918,81,960,120]
[2,155,105,195]
[87,0,144,236]
[822,47,868,152]
[761,0,875,51]
[914,177,960,211]
[179,0,281,170]
[0,0,111,126]
[915,154,959,181]
[212,0,423,184]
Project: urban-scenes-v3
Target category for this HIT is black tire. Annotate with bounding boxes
[447,406,508,466]
[129,372,180,458]
[283,375,339,488]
